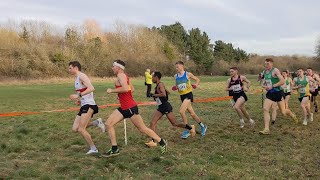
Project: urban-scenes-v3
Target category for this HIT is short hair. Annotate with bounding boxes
[153,71,162,79]
[114,59,126,67]
[265,58,274,63]
[175,61,184,65]
[297,68,303,71]
[282,70,288,73]
[230,67,238,71]
[69,61,81,71]
[307,67,312,70]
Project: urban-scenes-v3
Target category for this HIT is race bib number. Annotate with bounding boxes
[232,84,242,92]
[265,80,272,87]
[177,83,187,91]
[155,97,162,105]
[299,87,306,94]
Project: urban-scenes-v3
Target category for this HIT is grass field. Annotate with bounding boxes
[0,76,319,179]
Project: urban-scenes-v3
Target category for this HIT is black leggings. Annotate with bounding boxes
[146,84,151,97]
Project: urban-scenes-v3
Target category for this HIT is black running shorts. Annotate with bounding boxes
[266,90,284,102]
[77,104,99,117]
[180,92,194,102]
[117,106,139,119]
[299,96,310,103]
[233,92,248,102]
[157,102,173,115]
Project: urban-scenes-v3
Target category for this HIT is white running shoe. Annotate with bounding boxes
[249,119,255,127]
[96,118,106,133]
[303,119,308,126]
[86,149,98,155]
[309,113,313,122]
[240,119,245,128]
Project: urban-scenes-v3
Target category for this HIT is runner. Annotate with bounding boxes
[282,70,293,109]
[103,60,167,157]
[172,61,207,139]
[145,71,194,147]
[292,68,315,125]
[225,67,255,128]
[306,68,319,112]
[68,61,105,154]
[259,58,298,135]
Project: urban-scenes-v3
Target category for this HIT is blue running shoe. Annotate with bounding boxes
[201,125,207,136]
[181,130,190,139]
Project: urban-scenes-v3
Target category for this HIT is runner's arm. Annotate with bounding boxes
[109,73,130,93]
[273,68,285,87]
[225,78,232,91]
[241,76,251,88]
[79,74,95,96]
[153,83,166,97]
[188,72,200,86]
[291,78,298,90]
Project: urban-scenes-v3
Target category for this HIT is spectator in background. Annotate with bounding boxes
[145,69,152,97]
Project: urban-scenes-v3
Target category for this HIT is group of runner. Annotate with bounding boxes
[68,58,319,157]
[226,58,319,135]
[68,60,207,157]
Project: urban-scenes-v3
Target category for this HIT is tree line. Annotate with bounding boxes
[0,19,318,79]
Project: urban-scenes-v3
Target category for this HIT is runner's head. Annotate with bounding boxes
[112,59,125,74]
[306,67,313,76]
[264,58,274,70]
[282,70,288,78]
[297,68,304,77]
[68,61,81,75]
[229,67,238,77]
[175,61,184,72]
[152,71,161,83]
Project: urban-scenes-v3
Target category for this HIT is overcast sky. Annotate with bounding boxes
[0,0,319,56]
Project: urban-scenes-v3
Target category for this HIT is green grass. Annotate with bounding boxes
[0,75,319,179]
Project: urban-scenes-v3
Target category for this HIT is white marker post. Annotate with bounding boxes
[124,119,127,145]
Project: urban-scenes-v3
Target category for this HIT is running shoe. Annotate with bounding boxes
[181,130,190,139]
[259,129,270,135]
[303,119,308,126]
[96,118,106,133]
[240,119,245,128]
[249,119,255,127]
[201,125,207,136]
[309,113,314,122]
[160,140,167,154]
[102,149,120,158]
[86,149,99,155]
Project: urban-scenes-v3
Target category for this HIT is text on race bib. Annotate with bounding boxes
[232,84,242,92]
[299,87,306,94]
[265,80,272,87]
[177,83,187,91]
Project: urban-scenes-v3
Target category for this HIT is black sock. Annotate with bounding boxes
[112,146,118,151]
[185,124,192,130]
[159,139,165,146]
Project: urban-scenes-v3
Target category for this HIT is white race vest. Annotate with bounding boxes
[75,73,96,107]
